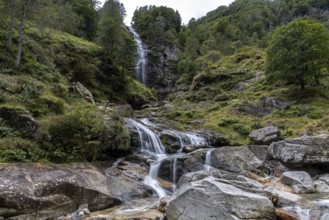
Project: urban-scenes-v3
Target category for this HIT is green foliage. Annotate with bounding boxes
[133,5,181,45]
[36,106,106,162]
[0,137,45,162]
[266,18,329,92]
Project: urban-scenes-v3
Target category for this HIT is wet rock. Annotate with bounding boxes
[0,163,121,219]
[249,126,280,145]
[74,82,95,104]
[281,171,314,194]
[269,134,329,166]
[211,146,265,175]
[314,174,329,193]
[264,187,301,207]
[166,176,276,220]
[159,196,171,212]
[275,208,299,220]
[261,97,290,109]
[107,156,152,199]
[0,106,38,135]
[158,151,205,183]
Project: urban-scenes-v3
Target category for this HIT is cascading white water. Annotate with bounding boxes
[204,149,213,172]
[129,27,148,85]
[125,118,167,198]
[172,158,177,191]
[125,118,165,156]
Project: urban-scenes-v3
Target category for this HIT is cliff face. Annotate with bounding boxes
[146,42,180,99]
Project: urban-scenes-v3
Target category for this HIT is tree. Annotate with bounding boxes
[266,18,329,92]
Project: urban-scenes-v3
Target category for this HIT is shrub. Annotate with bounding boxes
[37,106,105,162]
[0,137,44,162]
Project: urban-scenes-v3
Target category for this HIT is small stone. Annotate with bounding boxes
[83,208,91,215]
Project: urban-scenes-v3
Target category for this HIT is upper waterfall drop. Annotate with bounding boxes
[129,27,148,85]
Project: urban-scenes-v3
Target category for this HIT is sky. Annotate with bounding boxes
[100,0,235,25]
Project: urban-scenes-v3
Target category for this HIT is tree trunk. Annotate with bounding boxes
[7,0,16,51]
[15,0,28,68]
[300,77,305,94]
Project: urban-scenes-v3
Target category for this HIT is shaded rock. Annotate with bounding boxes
[275,208,299,220]
[314,174,329,193]
[281,171,314,194]
[232,81,248,92]
[269,134,329,166]
[166,176,276,220]
[0,163,121,219]
[249,126,281,145]
[158,151,205,183]
[75,82,94,104]
[211,146,265,175]
[0,106,38,135]
[261,97,290,109]
[112,104,134,118]
[147,44,180,99]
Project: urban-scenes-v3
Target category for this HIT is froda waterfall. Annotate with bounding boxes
[129,27,148,85]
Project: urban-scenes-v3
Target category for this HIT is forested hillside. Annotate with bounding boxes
[0,0,328,162]
[0,0,155,163]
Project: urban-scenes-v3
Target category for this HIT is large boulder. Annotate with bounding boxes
[0,106,38,136]
[0,163,121,219]
[281,171,314,194]
[166,176,276,220]
[249,126,281,145]
[269,134,329,165]
[211,146,266,175]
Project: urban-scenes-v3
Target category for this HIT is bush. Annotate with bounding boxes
[37,106,105,162]
[232,123,251,136]
[218,117,239,127]
[0,137,44,162]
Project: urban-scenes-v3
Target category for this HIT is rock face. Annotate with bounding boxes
[269,134,329,165]
[166,176,276,220]
[211,146,266,175]
[75,82,95,104]
[281,171,314,193]
[0,163,121,219]
[0,106,38,135]
[233,101,273,117]
[147,44,179,99]
[249,126,281,145]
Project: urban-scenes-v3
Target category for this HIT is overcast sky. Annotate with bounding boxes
[100,0,234,25]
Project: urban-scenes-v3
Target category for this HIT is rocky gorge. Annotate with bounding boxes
[1,103,329,220]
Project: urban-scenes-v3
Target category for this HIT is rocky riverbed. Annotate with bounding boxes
[1,115,329,220]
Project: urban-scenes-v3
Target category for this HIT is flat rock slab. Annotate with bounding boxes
[0,163,121,219]
[166,176,276,220]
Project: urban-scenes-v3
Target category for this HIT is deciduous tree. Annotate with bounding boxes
[266,18,329,92]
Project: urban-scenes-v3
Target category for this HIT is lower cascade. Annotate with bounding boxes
[125,118,208,198]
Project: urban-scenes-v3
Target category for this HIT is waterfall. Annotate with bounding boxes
[125,118,165,156]
[204,149,213,172]
[172,158,177,191]
[129,27,148,85]
[125,118,167,198]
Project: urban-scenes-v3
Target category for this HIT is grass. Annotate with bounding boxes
[165,46,329,145]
